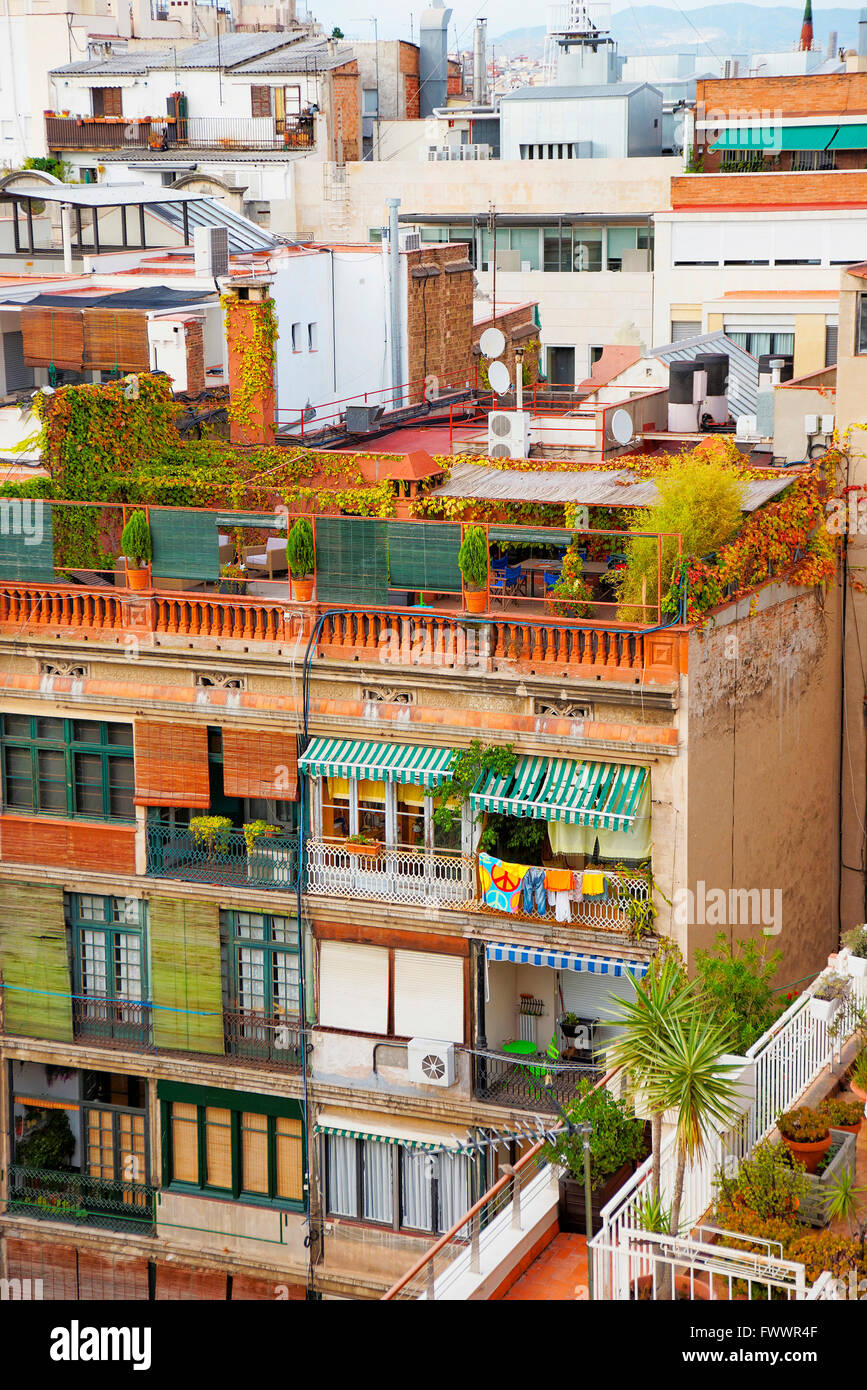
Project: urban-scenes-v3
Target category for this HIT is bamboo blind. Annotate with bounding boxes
[133,721,210,807]
[221,727,298,801]
[83,308,150,372]
[21,307,84,369]
[155,1264,228,1300]
[0,881,72,1041]
[170,1102,199,1183]
[149,897,224,1055]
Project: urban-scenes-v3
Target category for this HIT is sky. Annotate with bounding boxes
[310,0,867,46]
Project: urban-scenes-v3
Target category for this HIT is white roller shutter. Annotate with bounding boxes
[318,941,389,1034]
[721,222,771,263]
[826,217,867,264]
[393,950,464,1043]
[671,222,720,265]
[560,970,638,1056]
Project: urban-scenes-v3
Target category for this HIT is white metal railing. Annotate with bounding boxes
[600,964,867,1247]
[591,1224,807,1302]
[304,838,476,908]
[806,1270,848,1301]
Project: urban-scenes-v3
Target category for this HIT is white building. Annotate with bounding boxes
[498,83,663,161]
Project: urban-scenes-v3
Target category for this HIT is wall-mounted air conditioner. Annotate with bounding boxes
[407,1038,456,1088]
[193,224,228,279]
[399,230,421,252]
[487,410,530,460]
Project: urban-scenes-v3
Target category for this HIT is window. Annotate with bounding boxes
[543,226,572,272]
[670,320,700,343]
[250,85,272,118]
[857,297,867,356]
[547,345,576,387]
[825,322,838,367]
[726,331,794,357]
[160,1084,304,1207]
[324,1134,472,1234]
[362,88,379,116]
[589,345,605,369]
[308,322,318,351]
[69,894,147,1017]
[221,910,299,1021]
[291,322,302,352]
[792,149,835,171]
[92,87,123,117]
[0,715,134,820]
[317,939,464,1041]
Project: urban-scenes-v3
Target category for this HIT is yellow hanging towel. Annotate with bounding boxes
[582,870,605,896]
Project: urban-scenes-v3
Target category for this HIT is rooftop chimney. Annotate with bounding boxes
[827,28,837,57]
[419,1,453,118]
[473,18,487,106]
[799,0,813,52]
[860,7,867,56]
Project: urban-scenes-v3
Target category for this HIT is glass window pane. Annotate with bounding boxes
[437,1153,471,1233]
[241,1112,269,1194]
[272,951,300,1016]
[543,227,570,271]
[35,717,63,740]
[171,1102,199,1183]
[4,746,33,809]
[606,226,638,260]
[269,915,293,944]
[236,912,266,940]
[77,895,105,921]
[3,713,31,738]
[106,724,133,746]
[509,227,540,271]
[362,1141,394,1223]
[401,1148,433,1231]
[204,1107,233,1189]
[108,756,134,818]
[74,752,104,815]
[326,1134,357,1216]
[275,1115,303,1201]
[72,720,103,744]
[237,946,266,1012]
[37,748,68,811]
[572,228,603,271]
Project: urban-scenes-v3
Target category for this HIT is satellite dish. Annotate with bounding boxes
[479,326,506,359]
[609,409,634,446]
[488,360,512,395]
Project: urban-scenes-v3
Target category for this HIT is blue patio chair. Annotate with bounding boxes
[543,569,559,593]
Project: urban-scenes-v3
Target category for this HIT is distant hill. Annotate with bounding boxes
[493,5,861,57]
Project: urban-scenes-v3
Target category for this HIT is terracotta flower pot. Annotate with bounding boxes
[125,564,150,591]
[464,588,487,614]
[848,1081,867,1104]
[344,840,382,860]
[833,1119,863,1135]
[292,576,314,601]
[781,1134,832,1174]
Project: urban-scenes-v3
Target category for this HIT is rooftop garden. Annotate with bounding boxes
[0,377,840,626]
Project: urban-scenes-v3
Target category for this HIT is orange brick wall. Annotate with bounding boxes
[473,304,541,389]
[398,44,421,119]
[671,170,867,207]
[183,317,204,396]
[696,72,867,118]
[405,243,475,401]
[0,814,136,874]
[331,61,360,162]
[447,58,463,97]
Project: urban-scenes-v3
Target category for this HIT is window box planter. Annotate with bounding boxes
[558,1162,633,1236]
[343,838,382,860]
[847,951,867,979]
[799,1129,857,1227]
[809,994,842,1026]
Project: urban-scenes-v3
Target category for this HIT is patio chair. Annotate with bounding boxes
[543,569,560,593]
[243,537,288,580]
[490,563,525,606]
[218,533,235,565]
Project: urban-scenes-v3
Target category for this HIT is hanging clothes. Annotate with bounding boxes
[522,866,546,917]
[478,853,528,914]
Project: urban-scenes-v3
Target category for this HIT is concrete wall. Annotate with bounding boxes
[500,92,655,162]
[772,372,837,461]
[685,583,842,982]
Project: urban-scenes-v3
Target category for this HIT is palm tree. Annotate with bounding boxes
[643,1010,742,1238]
[606,957,694,1204]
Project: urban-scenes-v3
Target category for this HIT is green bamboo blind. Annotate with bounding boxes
[0,881,72,1041]
[149,896,224,1054]
[315,518,388,606]
[387,521,462,591]
[0,502,54,581]
[150,509,220,581]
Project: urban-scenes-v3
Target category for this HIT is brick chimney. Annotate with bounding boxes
[224,278,277,446]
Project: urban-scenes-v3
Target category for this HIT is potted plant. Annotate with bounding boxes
[344,831,382,859]
[459,525,488,614]
[809,972,850,1025]
[243,819,281,854]
[287,518,314,601]
[715,1137,807,1220]
[189,814,232,857]
[559,1010,582,1039]
[777,1106,831,1174]
[849,1047,867,1104]
[819,1095,864,1136]
[544,1080,647,1235]
[120,510,152,590]
[218,561,247,596]
[843,924,867,979]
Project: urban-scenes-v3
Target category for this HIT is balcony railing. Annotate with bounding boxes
[477,868,652,935]
[472,1048,600,1111]
[45,113,315,151]
[305,838,476,907]
[223,1008,307,1069]
[72,997,153,1051]
[6,1166,156,1234]
[145,823,298,891]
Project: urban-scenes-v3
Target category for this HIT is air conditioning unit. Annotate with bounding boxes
[399,230,421,252]
[487,409,530,460]
[194,224,229,278]
[408,1038,456,1088]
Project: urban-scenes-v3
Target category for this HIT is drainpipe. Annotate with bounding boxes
[387,197,402,399]
[61,204,73,274]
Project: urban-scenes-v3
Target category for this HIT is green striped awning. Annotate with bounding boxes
[314,1109,464,1151]
[298,737,455,788]
[471,756,648,832]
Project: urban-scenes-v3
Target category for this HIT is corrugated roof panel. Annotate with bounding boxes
[148,196,281,255]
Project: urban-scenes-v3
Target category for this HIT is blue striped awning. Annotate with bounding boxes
[485,942,649,979]
[298,737,455,788]
[471,757,648,832]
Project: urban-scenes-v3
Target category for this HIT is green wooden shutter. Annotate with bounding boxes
[0,881,72,1041]
[150,509,219,580]
[315,518,388,606]
[387,521,462,591]
[0,501,54,580]
[149,896,224,1054]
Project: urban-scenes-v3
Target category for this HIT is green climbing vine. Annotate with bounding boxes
[222,294,279,433]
